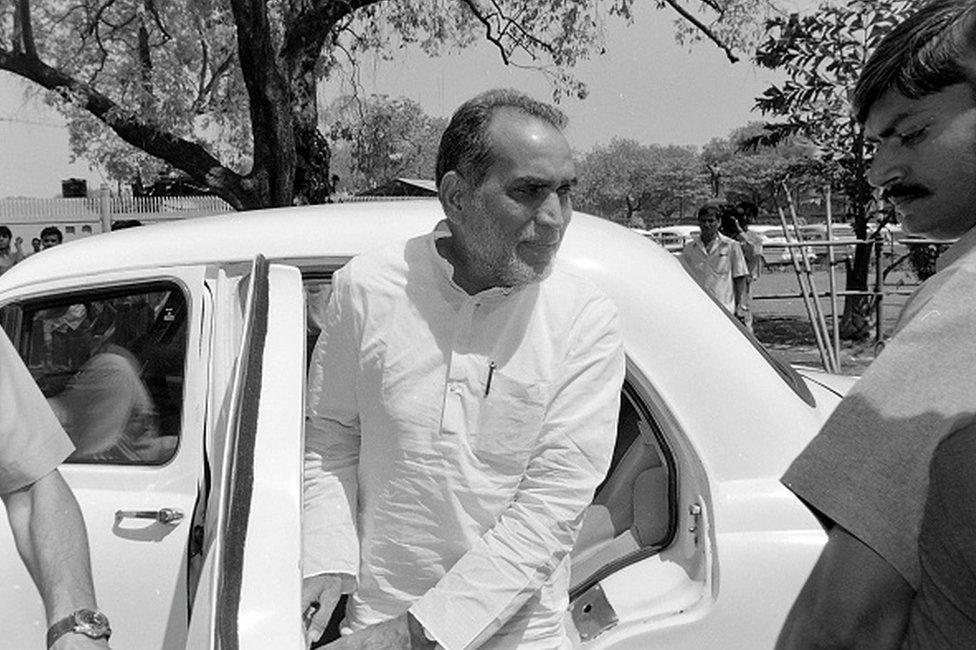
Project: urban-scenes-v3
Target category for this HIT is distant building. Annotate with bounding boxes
[357,178,437,198]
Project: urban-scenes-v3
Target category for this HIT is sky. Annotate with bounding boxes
[0,0,815,198]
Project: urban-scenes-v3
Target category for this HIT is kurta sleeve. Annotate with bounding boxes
[410,294,625,649]
[303,265,362,585]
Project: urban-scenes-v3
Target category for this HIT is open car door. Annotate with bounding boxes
[186,256,306,649]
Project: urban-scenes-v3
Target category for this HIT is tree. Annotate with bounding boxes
[0,0,784,210]
[575,139,708,226]
[701,122,820,215]
[752,0,916,338]
[326,94,445,193]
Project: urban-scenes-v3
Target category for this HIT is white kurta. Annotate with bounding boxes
[304,223,624,649]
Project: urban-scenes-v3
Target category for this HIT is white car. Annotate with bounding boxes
[643,225,700,254]
[0,201,851,649]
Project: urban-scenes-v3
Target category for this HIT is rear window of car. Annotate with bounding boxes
[2,282,188,465]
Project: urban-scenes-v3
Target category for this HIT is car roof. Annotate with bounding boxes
[0,199,827,480]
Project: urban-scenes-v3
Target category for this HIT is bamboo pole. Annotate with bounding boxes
[824,186,841,371]
[782,182,838,372]
[775,197,835,372]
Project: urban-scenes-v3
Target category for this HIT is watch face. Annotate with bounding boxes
[74,609,111,636]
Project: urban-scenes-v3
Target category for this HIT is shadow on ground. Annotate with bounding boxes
[755,316,883,376]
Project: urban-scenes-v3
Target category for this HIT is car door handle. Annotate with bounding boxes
[115,507,185,525]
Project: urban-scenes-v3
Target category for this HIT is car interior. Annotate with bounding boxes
[1,283,187,465]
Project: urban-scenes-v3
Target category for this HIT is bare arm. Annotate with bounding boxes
[2,469,105,638]
[777,525,913,649]
[733,275,749,312]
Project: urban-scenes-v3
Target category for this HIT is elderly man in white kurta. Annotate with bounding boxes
[302,89,625,650]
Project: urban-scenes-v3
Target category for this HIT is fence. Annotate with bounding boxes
[0,189,233,244]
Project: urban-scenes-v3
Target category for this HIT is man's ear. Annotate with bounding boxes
[438,171,467,219]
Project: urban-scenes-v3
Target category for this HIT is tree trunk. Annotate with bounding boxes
[231,0,297,208]
[291,69,331,204]
[840,242,873,340]
[839,124,874,341]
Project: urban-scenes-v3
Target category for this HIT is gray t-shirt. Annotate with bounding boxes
[782,225,976,588]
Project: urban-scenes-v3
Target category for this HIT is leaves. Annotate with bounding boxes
[575,138,710,225]
[1,0,788,207]
[324,94,445,192]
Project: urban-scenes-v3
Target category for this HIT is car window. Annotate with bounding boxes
[8,283,188,465]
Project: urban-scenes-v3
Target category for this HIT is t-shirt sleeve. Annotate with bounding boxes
[782,264,976,588]
[0,329,73,494]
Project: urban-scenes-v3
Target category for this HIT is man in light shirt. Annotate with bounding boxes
[302,89,625,649]
[681,201,750,321]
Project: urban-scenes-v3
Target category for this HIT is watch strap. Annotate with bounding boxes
[47,609,111,648]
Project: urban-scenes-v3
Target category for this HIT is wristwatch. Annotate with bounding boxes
[47,608,111,648]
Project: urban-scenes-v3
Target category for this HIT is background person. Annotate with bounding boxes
[0,225,25,274]
[720,201,764,332]
[302,88,625,649]
[777,1,976,647]
[681,201,750,322]
[40,226,64,249]
[0,328,111,648]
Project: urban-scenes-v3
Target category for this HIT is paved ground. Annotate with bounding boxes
[749,262,920,376]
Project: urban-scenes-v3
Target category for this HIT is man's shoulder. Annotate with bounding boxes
[542,262,619,316]
[340,233,430,283]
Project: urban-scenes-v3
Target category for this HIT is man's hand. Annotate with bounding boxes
[324,613,435,649]
[303,574,344,649]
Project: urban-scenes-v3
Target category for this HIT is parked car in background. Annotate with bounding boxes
[0,201,852,649]
[749,224,819,268]
[643,225,700,254]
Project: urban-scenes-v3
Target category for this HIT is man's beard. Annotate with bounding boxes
[455,215,550,289]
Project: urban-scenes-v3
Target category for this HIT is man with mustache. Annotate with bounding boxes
[777,1,976,647]
[302,89,625,649]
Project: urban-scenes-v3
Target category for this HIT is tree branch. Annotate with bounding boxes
[280,0,377,79]
[0,47,251,208]
[662,0,739,63]
[14,0,39,59]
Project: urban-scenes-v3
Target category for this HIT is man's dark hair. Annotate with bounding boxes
[852,0,976,123]
[697,200,726,219]
[0,225,10,239]
[435,88,568,188]
[40,226,63,243]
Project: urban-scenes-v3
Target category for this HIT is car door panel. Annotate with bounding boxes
[187,258,305,650]
[0,267,209,649]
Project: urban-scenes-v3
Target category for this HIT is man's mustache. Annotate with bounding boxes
[883,183,933,203]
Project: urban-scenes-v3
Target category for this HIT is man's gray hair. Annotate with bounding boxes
[852,0,976,123]
[434,89,568,188]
